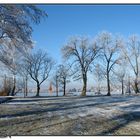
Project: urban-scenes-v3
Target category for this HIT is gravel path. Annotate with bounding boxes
[1,95,140,136]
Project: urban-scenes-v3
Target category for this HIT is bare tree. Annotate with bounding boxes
[23,74,28,97]
[114,61,127,95]
[96,32,122,96]
[19,60,30,97]
[94,64,104,94]
[121,35,140,94]
[124,75,131,94]
[57,64,71,96]
[25,50,54,96]
[62,37,101,96]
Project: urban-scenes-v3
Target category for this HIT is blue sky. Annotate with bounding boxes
[32,4,140,64]
[31,4,140,89]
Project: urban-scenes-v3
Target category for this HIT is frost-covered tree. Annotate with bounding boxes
[122,35,140,94]
[62,37,101,96]
[0,5,47,95]
[18,60,30,97]
[94,64,104,94]
[57,64,71,96]
[51,69,60,96]
[25,50,54,96]
[0,5,47,51]
[96,31,122,96]
[114,59,127,95]
[0,41,22,95]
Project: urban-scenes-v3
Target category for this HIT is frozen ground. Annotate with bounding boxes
[1,94,140,136]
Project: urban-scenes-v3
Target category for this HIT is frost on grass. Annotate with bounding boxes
[1,95,140,136]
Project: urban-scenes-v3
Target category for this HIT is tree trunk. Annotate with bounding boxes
[97,79,101,94]
[36,83,40,96]
[81,74,87,96]
[4,75,9,96]
[23,77,26,98]
[122,79,124,95]
[25,77,28,97]
[128,76,131,95]
[107,72,111,96]
[135,57,139,94]
[4,75,6,93]
[134,79,139,94]
[56,78,58,96]
[63,81,66,96]
[56,86,58,96]
[11,75,16,96]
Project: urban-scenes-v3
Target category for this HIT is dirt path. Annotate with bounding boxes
[1,95,140,136]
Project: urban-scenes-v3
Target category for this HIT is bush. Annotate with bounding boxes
[0,78,12,96]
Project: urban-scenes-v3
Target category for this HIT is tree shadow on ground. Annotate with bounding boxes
[98,111,140,135]
[120,104,140,111]
[7,99,49,103]
[1,95,136,119]
[0,102,103,119]
[27,95,106,100]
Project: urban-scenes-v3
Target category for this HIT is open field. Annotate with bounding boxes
[1,94,140,136]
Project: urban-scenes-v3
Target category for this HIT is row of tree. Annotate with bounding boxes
[61,33,140,96]
[1,31,140,97]
[0,5,140,97]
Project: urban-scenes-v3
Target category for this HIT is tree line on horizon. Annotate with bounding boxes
[0,5,140,97]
